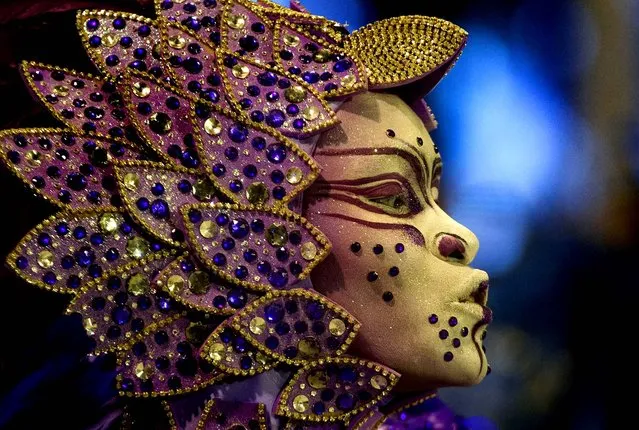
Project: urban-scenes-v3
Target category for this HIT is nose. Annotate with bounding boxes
[430,212,480,265]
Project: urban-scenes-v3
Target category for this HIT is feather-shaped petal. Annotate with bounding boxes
[219,0,274,64]
[117,314,225,397]
[21,63,133,140]
[77,10,165,77]
[275,357,400,422]
[6,209,173,293]
[66,255,180,354]
[181,203,331,292]
[0,128,139,211]
[228,289,359,365]
[273,22,366,99]
[156,253,261,315]
[199,319,275,377]
[196,399,268,430]
[190,104,320,206]
[114,160,220,246]
[217,52,338,139]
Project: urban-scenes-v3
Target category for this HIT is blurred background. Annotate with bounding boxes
[0,0,637,429]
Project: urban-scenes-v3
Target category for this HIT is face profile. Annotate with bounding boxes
[304,91,492,390]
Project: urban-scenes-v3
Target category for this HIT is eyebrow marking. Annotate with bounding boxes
[318,212,426,246]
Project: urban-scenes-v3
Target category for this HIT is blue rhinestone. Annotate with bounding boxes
[273,187,285,200]
[67,173,87,191]
[265,303,284,323]
[166,145,181,158]
[112,17,126,29]
[138,296,151,311]
[195,103,211,119]
[183,57,203,74]
[257,72,278,86]
[86,18,100,31]
[306,302,326,320]
[250,111,265,122]
[222,237,235,250]
[243,164,258,178]
[61,109,75,119]
[324,83,339,92]
[224,147,238,161]
[239,35,259,52]
[45,94,58,104]
[300,55,313,64]
[151,242,162,252]
[73,99,87,108]
[73,227,87,239]
[168,376,182,390]
[91,296,105,310]
[119,377,134,392]
[177,179,192,193]
[302,71,320,84]
[136,197,150,210]
[336,393,355,411]
[31,176,45,189]
[138,25,151,37]
[75,247,95,267]
[294,320,308,333]
[270,170,284,184]
[170,55,183,67]
[279,50,293,60]
[129,60,147,71]
[268,268,288,288]
[90,233,103,246]
[216,213,229,226]
[137,102,152,115]
[160,0,173,9]
[89,92,104,102]
[277,79,291,89]
[313,402,325,415]
[248,220,264,235]
[42,272,57,285]
[334,59,352,73]
[154,330,169,345]
[37,233,51,247]
[133,48,147,60]
[13,135,28,146]
[288,230,302,245]
[220,328,234,343]
[120,36,133,47]
[84,106,105,120]
[289,261,303,276]
[204,0,217,7]
[266,144,287,164]
[257,260,271,274]
[229,180,242,193]
[293,119,306,130]
[180,259,195,272]
[155,356,170,371]
[176,357,197,376]
[201,16,215,27]
[321,389,334,401]
[229,124,248,143]
[288,66,301,75]
[58,190,72,203]
[223,56,238,68]
[187,81,202,93]
[286,105,300,117]
[150,200,170,219]
[131,341,147,358]
[207,74,222,86]
[234,337,248,353]
[114,291,128,305]
[16,256,28,269]
[266,91,280,102]
[266,110,285,128]
[326,336,340,349]
[213,253,227,266]
[105,55,120,67]
[151,183,165,196]
[176,341,192,356]
[30,71,44,81]
[212,163,226,177]
[156,294,172,311]
[265,336,279,350]
[87,191,101,204]
[235,265,248,279]
[239,98,252,109]
[251,137,266,150]
[284,346,298,359]
[112,306,132,325]
[107,326,121,339]
[104,277,120,291]
[56,149,69,161]
[149,66,163,78]
[105,248,119,261]
[285,301,297,315]
[67,275,81,289]
[243,249,258,263]
[183,1,197,12]
[247,85,260,96]
[7,151,20,164]
[276,247,288,262]
[312,321,325,335]
[188,209,202,223]
[201,88,220,103]
[227,288,247,308]
[89,35,102,47]
[182,16,201,31]
[251,22,265,33]
[212,295,227,309]
[305,43,318,52]
[321,72,333,81]
[120,222,132,235]
[229,219,249,239]
[275,322,290,335]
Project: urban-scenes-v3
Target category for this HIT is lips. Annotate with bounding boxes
[456,280,492,324]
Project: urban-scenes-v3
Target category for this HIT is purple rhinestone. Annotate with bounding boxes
[222,237,235,250]
[7,151,20,164]
[160,0,173,9]
[305,302,326,320]
[105,55,120,67]
[275,247,289,262]
[286,104,299,116]
[177,179,192,193]
[46,94,58,104]
[30,71,44,81]
[223,56,238,68]
[265,303,285,323]
[284,346,297,359]
[257,261,271,274]
[265,336,279,350]
[224,147,238,161]
[201,88,220,103]
[31,176,45,188]
[278,78,291,89]
[120,36,133,47]
[150,199,170,219]
[279,50,293,60]
[270,170,284,184]
[302,71,320,84]
[461,327,469,337]
[66,173,87,191]
[86,18,100,31]
[168,376,182,390]
[73,227,87,239]
[229,180,242,192]
[449,317,458,327]
[42,272,57,285]
[183,3,197,13]
[183,57,203,74]
[212,163,226,177]
[137,25,151,37]
[235,265,248,279]
[333,59,352,73]
[257,72,278,86]
[389,266,400,277]
[395,243,405,253]
[272,186,285,200]
[243,249,258,263]
[367,271,378,282]
[137,197,150,210]
[275,322,290,335]
[288,66,301,75]
[213,295,226,309]
[182,16,201,31]
[66,275,81,289]
[247,85,260,97]
[16,256,28,269]
[266,143,286,163]
[251,219,264,233]
[112,306,132,325]
[239,35,259,52]
[112,17,126,29]
[229,218,249,239]
[312,321,325,335]
[320,72,333,81]
[453,338,461,348]
[227,288,247,308]
[207,74,222,86]
[293,118,305,129]
[228,124,248,142]
[268,268,288,288]
[89,35,101,47]
[266,91,280,102]
[239,98,252,109]
[324,83,338,92]
[243,164,258,178]
[250,111,265,122]
[251,136,266,150]
[299,55,313,64]
[213,253,227,266]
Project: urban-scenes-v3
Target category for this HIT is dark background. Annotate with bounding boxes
[1,0,637,429]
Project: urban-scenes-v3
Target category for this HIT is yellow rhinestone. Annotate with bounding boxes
[37,250,54,268]
[300,242,317,261]
[297,337,320,359]
[188,270,210,295]
[193,178,215,201]
[127,273,149,296]
[123,172,139,191]
[232,64,250,79]
[204,117,222,136]
[292,394,309,413]
[255,351,268,364]
[99,213,119,234]
[285,167,303,185]
[265,224,288,246]
[307,369,328,389]
[284,86,306,103]
[208,342,225,362]
[313,49,332,63]
[25,150,41,166]
[199,220,217,239]
[283,33,300,47]
[53,85,69,97]
[370,374,388,390]
[341,74,356,88]
[302,106,319,121]
[246,182,269,206]
[249,317,266,335]
[167,274,185,293]
[103,32,118,47]
[185,322,209,345]
[83,318,98,336]
[134,362,154,380]
[126,236,150,259]
[133,82,151,98]
[226,13,246,29]
[168,35,187,49]
[328,318,346,336]
[148,112,172,134]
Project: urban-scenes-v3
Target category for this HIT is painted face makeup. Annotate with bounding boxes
[304,92,491,391]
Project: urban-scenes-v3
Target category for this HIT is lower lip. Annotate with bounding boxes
[452,302,493,324]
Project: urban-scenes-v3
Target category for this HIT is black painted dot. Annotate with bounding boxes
[417,137,424,146]
[452,338,461,348]
[460,327,469,337]
[444,351,454,362]
[388,266,399,277]
[382,291,393,302]
[448,316,458,327]
[439,329,449,340]
[350,242,361,253]
[366,271,378,282]
[386,129,395,138]
[373,244,384,255]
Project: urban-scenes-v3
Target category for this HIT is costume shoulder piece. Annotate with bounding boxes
[0,0,467,428]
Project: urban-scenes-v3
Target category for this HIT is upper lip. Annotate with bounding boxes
[459,280,489,307]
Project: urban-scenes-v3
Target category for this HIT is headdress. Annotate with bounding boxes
[0,0,467,427]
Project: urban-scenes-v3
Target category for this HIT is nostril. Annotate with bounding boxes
[438,234,466,261]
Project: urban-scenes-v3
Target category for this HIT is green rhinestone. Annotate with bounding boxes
[188,270,210,295]
[246,182,269,206]
[192,178,215,202]
[127,273,149,296]
[126,236,150,259]
[265,224,288,246]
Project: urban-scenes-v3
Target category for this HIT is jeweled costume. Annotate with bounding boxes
[0,0,492,428]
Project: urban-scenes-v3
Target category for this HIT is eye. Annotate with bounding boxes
[431,163,442,203]
[369,193,410,211]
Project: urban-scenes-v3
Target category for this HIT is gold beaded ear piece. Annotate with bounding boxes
[345,16,468,91]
